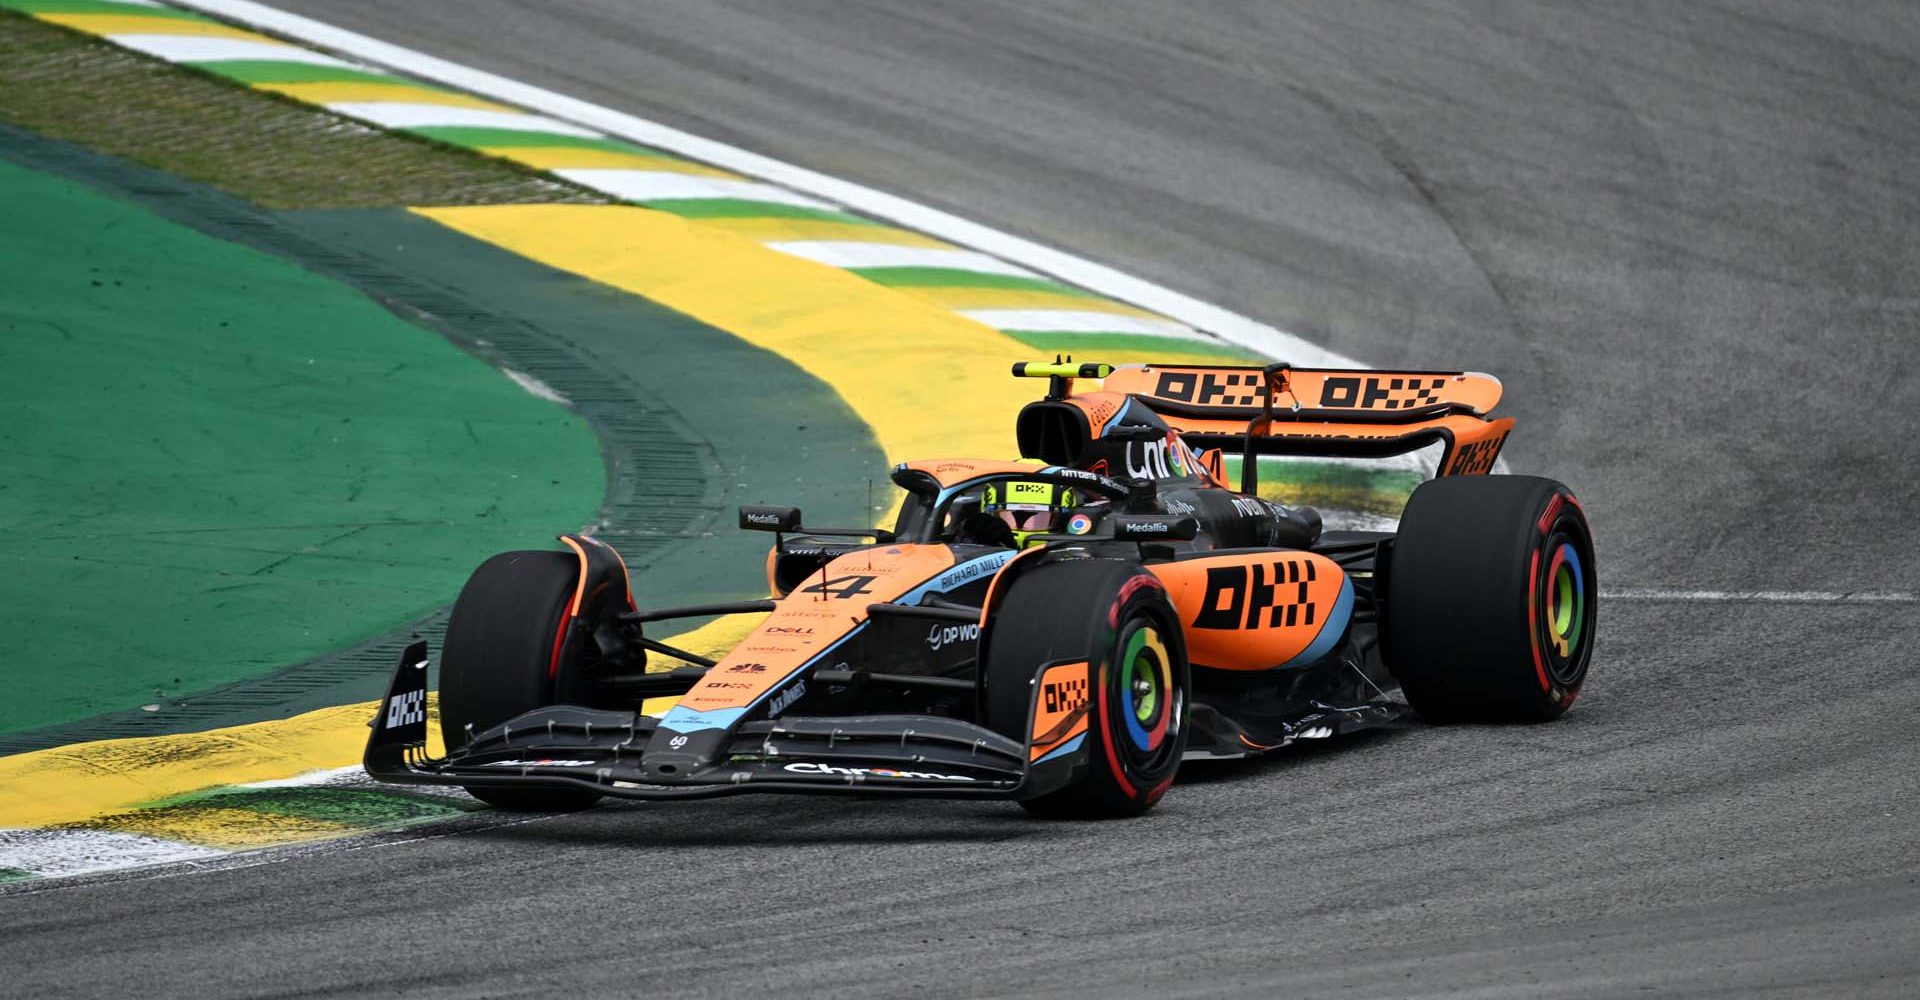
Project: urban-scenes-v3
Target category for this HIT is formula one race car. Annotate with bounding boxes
[366,360,1595,818]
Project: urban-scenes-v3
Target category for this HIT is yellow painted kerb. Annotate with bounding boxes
[36,13,265,40]
[0,619,757,830]
[0,701,394,828]
[72,805,362,850]
[257,81,514,112]
[415,204,1040,464]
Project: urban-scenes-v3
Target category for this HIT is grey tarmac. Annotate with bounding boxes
[4,2,1916,996]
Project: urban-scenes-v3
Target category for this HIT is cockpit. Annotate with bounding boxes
[943,478,1098,548]
[889,462,1127,549]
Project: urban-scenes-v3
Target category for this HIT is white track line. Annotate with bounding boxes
[503,369,569,405]
[959,309,1200,338]
[107,33,357,66]
[323,102,601,136]
[3,811,553,895]
[0,828,223,879]
[167,0,1357,368]
[763,240,1038,277]
[552,170,837,210]
[1601,589,1917,604]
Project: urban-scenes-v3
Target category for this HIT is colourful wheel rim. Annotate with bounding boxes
[1544,541,1586,658]
[1119,624,1172,753]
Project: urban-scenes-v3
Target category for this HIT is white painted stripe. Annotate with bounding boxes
[765,241,1040,278]
[105,33,358,68]
[959,309,1200,339]
[551,169,836,210]
[235,765,474,802]
[1601,589,1918,604]
[322,102,601,137]
[105,0,168,6]
[22,810,554,890]
[504,369,568,404]
[167,0,1356,368]
[0,828,222,879]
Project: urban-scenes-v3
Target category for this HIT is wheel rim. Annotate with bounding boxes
[1114,618,1180,763]
[1547,542,1584,653]
[1538,532,1591,685]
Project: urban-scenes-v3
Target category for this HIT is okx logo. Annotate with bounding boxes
[1193,560,1318,630]
[1446,430,1509,475]
[1320,375,1447,411]
[1043,676,1088,714]
[385,689,425,728]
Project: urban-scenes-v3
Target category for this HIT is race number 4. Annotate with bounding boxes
[800,574,878,600]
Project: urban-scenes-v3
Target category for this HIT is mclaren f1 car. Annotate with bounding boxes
[366,360,1596,818]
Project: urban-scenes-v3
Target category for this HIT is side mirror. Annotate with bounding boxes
[1195,448,1228,485]
[1105,424,1164,442]
[1111,514,1198,541]
[739,505,802,532]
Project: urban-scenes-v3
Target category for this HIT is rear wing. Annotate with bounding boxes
[1098,363,1513,490]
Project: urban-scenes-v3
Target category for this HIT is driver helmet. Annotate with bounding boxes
[982,480,1079,547]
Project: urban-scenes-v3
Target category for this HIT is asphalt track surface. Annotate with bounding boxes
[6,2,1919,997]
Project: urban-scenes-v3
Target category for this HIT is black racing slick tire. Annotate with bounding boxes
[984,558,1189,819]
[1385,475,1596,723]
[440,550,602,812]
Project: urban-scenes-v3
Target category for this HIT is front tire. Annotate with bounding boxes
[983,558,1189,819]
[1385,475,1596,722]
[441,550,603,812]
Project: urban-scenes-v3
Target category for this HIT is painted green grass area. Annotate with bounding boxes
[0,11,596,209]
[400,126,647,153]
[1224,456,1426,517]
[643,199,876,224]
[179,787,475,824]
[197,60,416,86]
[66,786,474,851]
[851,267,1095,295]
[0,867,30,882]
[0,0,205,18]
[0,158,605,732]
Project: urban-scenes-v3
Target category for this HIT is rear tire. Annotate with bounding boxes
[441,550,603,812]
[1385,475,1595,722]
[983,558,1188,819]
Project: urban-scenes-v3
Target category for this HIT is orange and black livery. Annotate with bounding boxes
[366,360,1595,819]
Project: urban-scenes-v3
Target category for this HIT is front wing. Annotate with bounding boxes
[364,642,1084,802]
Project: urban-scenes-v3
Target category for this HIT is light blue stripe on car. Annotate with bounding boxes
[1273,575,1355,670]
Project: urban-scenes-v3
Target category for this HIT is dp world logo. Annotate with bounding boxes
[926,623,981,651]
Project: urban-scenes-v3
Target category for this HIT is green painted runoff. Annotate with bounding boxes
[0,158,604,732]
